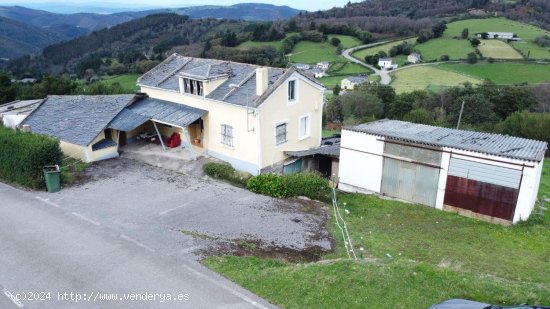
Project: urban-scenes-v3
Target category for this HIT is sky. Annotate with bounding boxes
[0,0,355,11]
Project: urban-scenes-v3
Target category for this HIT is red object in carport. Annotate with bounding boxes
[166,132,181,148]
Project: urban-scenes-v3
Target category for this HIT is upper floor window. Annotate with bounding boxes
[221,124,234,147]
[288,80,297,102]
[183,78,203,96]
[276,122,288,146]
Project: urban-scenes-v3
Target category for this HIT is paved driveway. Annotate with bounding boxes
[37,158,332,260]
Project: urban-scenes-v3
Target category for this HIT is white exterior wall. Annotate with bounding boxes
[338,129,384,194]
[514,159,544,223]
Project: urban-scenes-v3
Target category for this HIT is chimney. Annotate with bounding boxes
[256,67,269,96]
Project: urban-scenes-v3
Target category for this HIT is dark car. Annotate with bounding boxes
[429,299,550,309]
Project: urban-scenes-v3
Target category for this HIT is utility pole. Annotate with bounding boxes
[456,100,465,130]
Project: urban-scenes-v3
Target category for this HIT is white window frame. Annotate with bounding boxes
[275,121,288,147]
[287,79,298,104]
[298,114,311,140]
[182,78,204,96]
[220,124,234,148]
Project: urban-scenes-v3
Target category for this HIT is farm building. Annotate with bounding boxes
[407,53,422,64]
[317,61,330,70]
[339,120,547,224]
[285,136,340,177]
[0,99,42,129]
[341,75,368,90]
[476,32,516,40]
[378,58,397,70]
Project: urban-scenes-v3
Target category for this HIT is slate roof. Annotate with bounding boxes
[346,120,548,162]
[137,54,324,108]
[286,137,341,158]
[108,97,206,131]
[345,76,368,84]
[22,95,134,146]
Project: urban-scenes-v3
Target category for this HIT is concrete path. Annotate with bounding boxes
[0,181,276,309]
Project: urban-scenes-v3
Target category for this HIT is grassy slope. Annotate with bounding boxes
[100,74,140,91]
[353,38,416,61]
[237,34,360,51]
[415,38,476,61]
[478,39,523,59]
[391,66,481,93]
[444,18,550,59]
[328,35,362,49]
[288,41,341,64]
[205,163,550,308]
[439,62,550,84]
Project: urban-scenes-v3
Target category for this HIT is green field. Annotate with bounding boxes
[391,66,481,93]
[205,162,550,308]
[444,18,550,59]
[415,38,476,61]
[318,75,346,89]
[327,35,362,49]
[353,38,416,61]
[439,62,550,84]
[477,39,523,59]
[100,74,140,91]
[236,33,300,50]
[288,41,342,64]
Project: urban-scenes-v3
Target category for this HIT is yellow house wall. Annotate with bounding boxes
[259,74,324,169]
[86,130,120,162]
[140,86,259,174]
[59,141,88,162]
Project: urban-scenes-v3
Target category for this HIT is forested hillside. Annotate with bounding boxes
[0,17,66,59]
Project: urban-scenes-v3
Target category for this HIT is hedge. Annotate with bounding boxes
[247,172,330,202]
[0,126,63,189]
[203,162,251,187]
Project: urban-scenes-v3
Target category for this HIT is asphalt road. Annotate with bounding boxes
[0,181,275,309]
[342,41,392,85]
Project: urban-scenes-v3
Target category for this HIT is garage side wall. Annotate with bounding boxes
[339,130,384,193]
[514,159,544,223]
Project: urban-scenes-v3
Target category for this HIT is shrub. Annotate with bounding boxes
[247,172,330,201]
[247,173,287,198]
[203,162,251,187]
[0,126,63,189]
[283,173,330,202]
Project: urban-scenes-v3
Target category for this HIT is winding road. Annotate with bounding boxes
[342,41,393,85]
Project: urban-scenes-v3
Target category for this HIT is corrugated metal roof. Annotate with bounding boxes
[22,95,133,146]
[286,144,340,158]
[347,120,548,162]
[0,99,43,115]
[137,54,324,108]
[109,97,207,131]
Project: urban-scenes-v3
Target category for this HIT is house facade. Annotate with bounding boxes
[341,76,368,90]
[407,53,421,64]
[378,58,396,69]
[339,120,547,225]
[137,54,325,175]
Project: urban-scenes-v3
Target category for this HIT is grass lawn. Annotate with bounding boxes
[439,62,550,84]
[329,61,370,75]
[289,41,341,64]
[540,162,550,200]
[478,39,523,59]
[328,35,362,49]
[391,66,481,93]
[352,38,416,61]
[444,18,550,59]
[322,129,341,138]
[205,159,550,308]
[415,38,476,61]
[318,75,345,89]
[100,74,140,92]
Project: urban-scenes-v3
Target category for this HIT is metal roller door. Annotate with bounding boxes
[444,158,522,221]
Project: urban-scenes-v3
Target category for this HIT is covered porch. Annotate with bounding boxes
[108,97,207,161]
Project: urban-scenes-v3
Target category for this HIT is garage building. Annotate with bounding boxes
[339,120,547,224]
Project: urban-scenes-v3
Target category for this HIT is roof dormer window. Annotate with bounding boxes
[182,78,203,96]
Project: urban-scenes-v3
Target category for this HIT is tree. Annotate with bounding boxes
[0,72,16,104]
[333,84,341,96]
[325,96,344,123]
[467,52,478,64]
[481,85,537,119]
[461,28,469,39]
[470,38,481,47]
[403,108,435,125]
[330,37,341,47]
[432,21,447,38]
[440,55,450,61]
[341,91,384,122]
[531,84,550,113]
[448,93,498,126]
[495,111,550,146]
[480,32,489,40]
[221,30,238,47]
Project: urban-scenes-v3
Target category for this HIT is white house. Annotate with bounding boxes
[341,75,368,90]
[293,63,310,70]
[317,61,330,70]
[338,120,547,225]
[378,58,397,70]
[407,53,421,64]
[476,32,515,40]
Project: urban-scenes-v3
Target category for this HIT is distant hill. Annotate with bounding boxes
[171,3,302,21]
[0,16,66,58]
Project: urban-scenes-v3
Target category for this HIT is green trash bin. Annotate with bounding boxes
[43,165,61,193]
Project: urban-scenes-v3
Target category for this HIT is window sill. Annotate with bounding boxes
[298,135,310,141]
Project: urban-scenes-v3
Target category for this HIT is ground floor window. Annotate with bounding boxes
[221,124,234,147]
[299,115,310,139]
